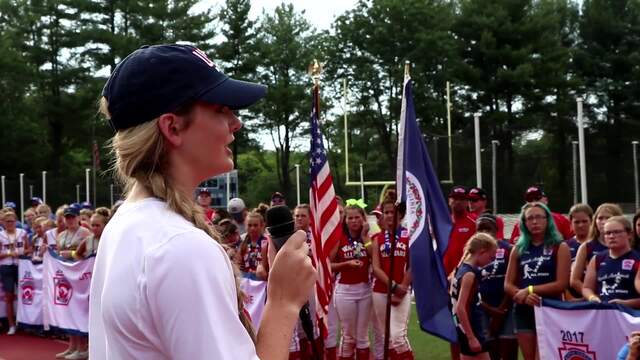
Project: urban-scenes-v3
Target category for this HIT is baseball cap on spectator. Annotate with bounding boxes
[448,186,468,200]
[63,206,80,217]
[468,187,487,201]
[102,44,267,132]
[524,186,546,202]
[198,188,211,196]
[371,205,383,218]
[30,197,43,206]
[81,201,93,210]
[271,192,284,201]
[227,198,246,214]
[3,201,16,209]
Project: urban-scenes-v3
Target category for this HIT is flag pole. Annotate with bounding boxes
[308,59,323,360]
[384,61,411,360]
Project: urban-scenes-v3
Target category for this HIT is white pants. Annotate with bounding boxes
[371,299,385,359]
[372,291,412,354]
[334,282,372,357]
[326,286,340,348]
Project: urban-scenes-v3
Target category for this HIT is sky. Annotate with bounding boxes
[199,0,358,30]
[196,1,359,150]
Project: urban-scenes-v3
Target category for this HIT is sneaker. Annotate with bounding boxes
[55,348,74,359]
[65,350,88,360]
[7,326,16,335]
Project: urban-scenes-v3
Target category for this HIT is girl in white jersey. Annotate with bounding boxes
[0,210,27,335]
[90,44,315,360]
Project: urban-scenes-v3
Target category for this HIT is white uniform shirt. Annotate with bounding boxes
[89,198,259,359]
[0,228,28,265]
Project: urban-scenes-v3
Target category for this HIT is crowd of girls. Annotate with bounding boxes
[0,201,112,360]
[445,185,640,360]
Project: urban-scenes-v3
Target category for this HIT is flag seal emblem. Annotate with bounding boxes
[404,171,425,247]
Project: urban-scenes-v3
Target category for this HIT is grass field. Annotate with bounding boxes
[407,304,451,359]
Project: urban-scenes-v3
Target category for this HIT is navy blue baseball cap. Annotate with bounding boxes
[102,44,268,131]
[63,205,80,217]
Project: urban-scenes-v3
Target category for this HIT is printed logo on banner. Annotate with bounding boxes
[557,342,596,360]
[53,270,73,306]
[20,271,34,305]
[622,259,635,271]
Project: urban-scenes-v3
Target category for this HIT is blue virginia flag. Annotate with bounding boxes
[396,75,457,342]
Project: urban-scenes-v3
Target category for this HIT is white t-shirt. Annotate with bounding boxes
[0,228,28,266]
[89,198,259,360]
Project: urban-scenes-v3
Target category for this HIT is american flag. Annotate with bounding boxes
[308,84,341,328]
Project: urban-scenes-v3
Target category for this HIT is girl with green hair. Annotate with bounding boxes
[504,202,571,360]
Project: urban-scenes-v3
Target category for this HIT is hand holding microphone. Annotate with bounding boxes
[267,229,315,311]
[266,205,319,359]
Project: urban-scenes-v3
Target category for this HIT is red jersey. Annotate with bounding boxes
[509,211,573,243]
[336,233,370,285]
[372,229,410,293]
[240,234,264,274]
[443,213,476,275]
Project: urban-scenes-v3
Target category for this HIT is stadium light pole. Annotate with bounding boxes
[1,175,5,205]
[76,184,80,204]
[359,163,365,200]
[491,140,499,214]
[19,173,24,223]
[29,185,33,199]
[572,141,579,204]
[576,98,588,203]
[295,164,301,205]
[633,141,639,211]
[42,171,47,204]
[474,113,482,188]
[85,168,91,203]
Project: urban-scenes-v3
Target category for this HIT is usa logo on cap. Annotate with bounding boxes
[192,48,215,68]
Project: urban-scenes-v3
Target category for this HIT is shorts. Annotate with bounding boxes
[482,305,516,340]
[0,265,18,294]
[498,306,516,339]
[514,304,536,333]
[456,327,489,356]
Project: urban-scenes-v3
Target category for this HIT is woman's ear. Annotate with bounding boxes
[157,113,187,147]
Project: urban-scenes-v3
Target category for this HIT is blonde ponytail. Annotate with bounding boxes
[102,98,256,342]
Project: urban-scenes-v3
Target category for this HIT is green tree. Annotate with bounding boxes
[324,0,458,181]
[214,0,261,170]
[575,0,640,203]
[253,3,319,197]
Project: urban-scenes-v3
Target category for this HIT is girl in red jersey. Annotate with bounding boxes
[371,199,413,360]
[237,211,268,280]
[330,202,372,360]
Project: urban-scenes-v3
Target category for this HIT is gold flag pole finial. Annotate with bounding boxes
[404,60,411,78]
[308,59,322,86]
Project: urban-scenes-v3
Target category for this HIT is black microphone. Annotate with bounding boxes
[266,205,319,360]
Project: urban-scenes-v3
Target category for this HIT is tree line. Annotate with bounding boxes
[0,0,638,212]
